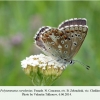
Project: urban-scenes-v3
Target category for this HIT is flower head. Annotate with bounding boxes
[21,54,66,86]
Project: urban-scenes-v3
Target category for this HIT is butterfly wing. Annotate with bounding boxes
[38,27,75,61]
[34,26,51,51]
[58,18,88,60]
[58,18,87,29]
[35,18,88,63]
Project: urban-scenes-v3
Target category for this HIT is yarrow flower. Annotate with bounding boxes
[21,54,66,86]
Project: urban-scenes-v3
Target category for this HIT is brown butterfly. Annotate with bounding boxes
[35,18,90,70]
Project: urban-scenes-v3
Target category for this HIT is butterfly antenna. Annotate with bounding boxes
[73,60,90,70]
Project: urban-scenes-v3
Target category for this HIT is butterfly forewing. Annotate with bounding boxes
[58,18,88,59]
[58,18,87,29]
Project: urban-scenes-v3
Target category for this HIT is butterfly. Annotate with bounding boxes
[34,18,90,70]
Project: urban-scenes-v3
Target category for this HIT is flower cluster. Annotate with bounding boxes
[21,54,66,86]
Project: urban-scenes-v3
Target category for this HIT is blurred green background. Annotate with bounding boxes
[0,1,100,86]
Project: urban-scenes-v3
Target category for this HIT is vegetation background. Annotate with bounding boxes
[0,1,99,86]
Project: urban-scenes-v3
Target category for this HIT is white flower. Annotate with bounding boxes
[21,54,66,69]
[21,54,66,86]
